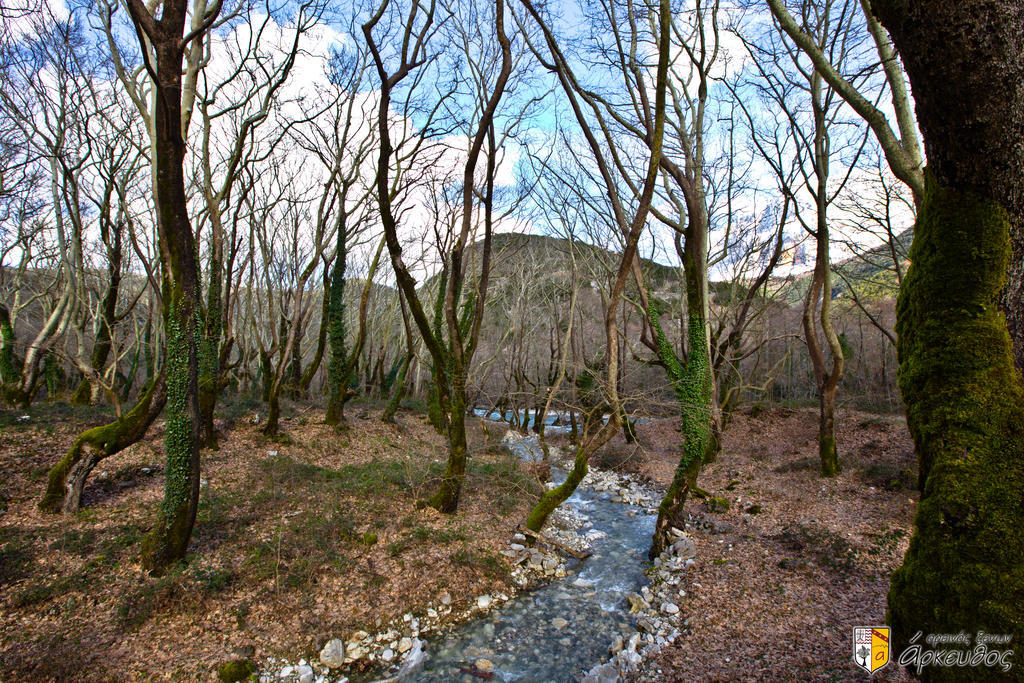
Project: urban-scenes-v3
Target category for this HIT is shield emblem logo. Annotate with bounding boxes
[853,626,891,674]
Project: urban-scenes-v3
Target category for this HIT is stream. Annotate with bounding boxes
[412,429,657,682]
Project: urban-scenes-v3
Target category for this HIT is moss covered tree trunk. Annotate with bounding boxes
[40,372,166,513]
[124,0,214,574]
[428,381,468,513]
[198,239,223,450]
[325,232,349,425]
[647,267,713,559]
[871,0,1024,670]
[0,304,22,404]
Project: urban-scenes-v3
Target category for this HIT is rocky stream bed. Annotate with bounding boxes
[256,429,700,683]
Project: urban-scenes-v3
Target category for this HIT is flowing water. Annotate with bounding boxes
[412,431,656,682]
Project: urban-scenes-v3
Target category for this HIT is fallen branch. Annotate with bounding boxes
[516,525,592,560]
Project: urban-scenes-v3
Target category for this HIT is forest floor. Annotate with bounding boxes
[575,405,918,682]
[0,398,541,681]
[0,399,919,681]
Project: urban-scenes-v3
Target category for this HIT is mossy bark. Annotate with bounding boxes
[198,254,223,450]
[886,178,1024,667]
[868,0,1024,667]
[0,303,27,406]
[126,0,210,574]
[39,373,166,513]
[525,443,589,533]
[325,238,349,425]
[525,399,622,535]
[648,302,713,559]
[141,296,202,574]
[263,389,281,436]
[427,388,468,513]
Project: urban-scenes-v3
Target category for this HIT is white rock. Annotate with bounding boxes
[477,595,492,609]
[661,601,679,615]
[319,639,346,668]
[381,648,395,662]
[475,658,494,672]
[440,592,452,605]
[398,637,413,654]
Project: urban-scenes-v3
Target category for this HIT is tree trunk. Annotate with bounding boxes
[71,265,120,405]
[125,0,211,573]
[428,386,469,513]
[264,388,281,436]
[872,0,1024,666]
[40,372,167,513]
[381,351,412,423]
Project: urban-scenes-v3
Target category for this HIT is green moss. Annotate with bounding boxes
[526,443,589,533]
[887,175,1024,669]
[0,304,19,386]
[646,286,714,557]
[325,238,349,425]
[361,532,378,546]
[706,496,730,513]
[217,658,255,682]
[39,378,163,513]
[818,434,839,477]
[142,293,200,573]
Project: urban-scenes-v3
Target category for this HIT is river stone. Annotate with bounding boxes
[398,637,413,654]
[551,617,568,629]
[477,595,492,610]
[381,648,395,662]
[440,592,452,605]
[394,639,425,678]
[618,650,642,671]
[671,536,697,560]
[319,639,346,668]
[582,662,620,683]
[610,635,624,654]
[626,592,647,612]
[661,601,680,615]
[475,658,494,672]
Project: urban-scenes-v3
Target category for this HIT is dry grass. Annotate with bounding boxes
[0,399,541,681]
[621,407,918,682]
